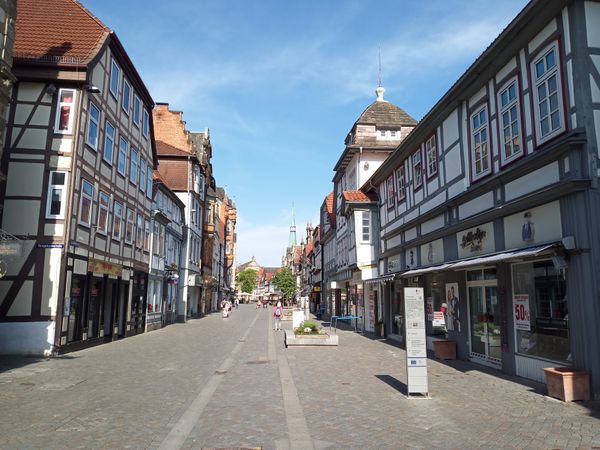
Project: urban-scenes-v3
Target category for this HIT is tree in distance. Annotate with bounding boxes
[271,267,297,304]
[236,269,257,294]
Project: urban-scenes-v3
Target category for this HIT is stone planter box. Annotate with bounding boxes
[433,340,456,360]
[284,329,338,347]
[543,367,590,402]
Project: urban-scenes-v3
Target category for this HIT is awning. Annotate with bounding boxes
[364,273,397,285]
[401,263,455,278]
[449,243,557,270]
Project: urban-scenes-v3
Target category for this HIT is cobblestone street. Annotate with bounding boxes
[1,304,599,450]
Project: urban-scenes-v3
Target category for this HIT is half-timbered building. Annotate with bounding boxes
[367,0,600,398]
[0,0,157,354]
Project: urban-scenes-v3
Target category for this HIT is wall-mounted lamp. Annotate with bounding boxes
[45,84,57,96]
[84,84,101,94]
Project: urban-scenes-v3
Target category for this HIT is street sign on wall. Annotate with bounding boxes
[404,287,428,397]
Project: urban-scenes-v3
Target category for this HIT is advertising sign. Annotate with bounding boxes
[404,287,428,396]
[432,311,445,328]
[426,297,434,321]
[514,294,531,331]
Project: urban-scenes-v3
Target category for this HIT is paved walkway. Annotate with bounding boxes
[1,304,599,449]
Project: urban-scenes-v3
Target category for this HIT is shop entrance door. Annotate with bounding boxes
[467,269,501,366]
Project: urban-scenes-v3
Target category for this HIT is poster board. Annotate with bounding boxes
[404,287,428,396]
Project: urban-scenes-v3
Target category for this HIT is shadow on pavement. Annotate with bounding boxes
[375,374,408,395]
[0,354,76,374]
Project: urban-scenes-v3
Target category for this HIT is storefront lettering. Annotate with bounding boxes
[460,228,487,252]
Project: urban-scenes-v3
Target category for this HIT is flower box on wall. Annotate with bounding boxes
[543,367,590,402]
[433,340,456,360]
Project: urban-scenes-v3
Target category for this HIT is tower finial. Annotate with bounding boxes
[288,203,297,247]
[376,46,386,102]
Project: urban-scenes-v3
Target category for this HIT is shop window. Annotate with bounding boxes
[512,259,569,362]
[54,88,76,134]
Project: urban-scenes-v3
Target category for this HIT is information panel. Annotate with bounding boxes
[404,287,428,396]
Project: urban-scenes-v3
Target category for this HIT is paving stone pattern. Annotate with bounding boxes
[0,304,599,450]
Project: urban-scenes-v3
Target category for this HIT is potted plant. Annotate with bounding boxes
[543,367,590,402]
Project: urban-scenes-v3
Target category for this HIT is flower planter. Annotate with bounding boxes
[284,329,338,347]
[543,367,590,402]
[433,340,456,360]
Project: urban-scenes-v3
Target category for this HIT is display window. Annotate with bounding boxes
[511,259,569,362]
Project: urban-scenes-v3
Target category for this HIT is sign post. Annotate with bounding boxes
[404,287,428,397]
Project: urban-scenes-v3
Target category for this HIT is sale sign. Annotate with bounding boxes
[514,294,531,331]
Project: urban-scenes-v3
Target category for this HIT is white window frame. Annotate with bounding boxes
[86,101,101,150]
[133,94,141,127]
[79,178,94,227]
[54,88,76,134]
[103,120,115,165]
[97,191,110,235]
[136,214,144,248]
[143,109,150,137]
[122,79,131,115]
[386,175,395,209]
[139,158,146,193]
[395,165,405,202]
[110,59,120,98]
[470,105,491,181]
[129,148,138,185]
[413,149,423,189]
[144,219,150,251]
[361,211,370,242]
[425,135,438,179]
[118,136,127,176]
[125,208,134,244]
[112,201,123,241]
[531,41,565,146]
[497,77,523,165]
[46,171,68,219]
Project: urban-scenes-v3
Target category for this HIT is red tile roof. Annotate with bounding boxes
[325,192,336,227]
[156,140,191,157]
[342,190,375,202]
[15,0,109,65]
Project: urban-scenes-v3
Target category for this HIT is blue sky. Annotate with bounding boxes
[85,0,529,267]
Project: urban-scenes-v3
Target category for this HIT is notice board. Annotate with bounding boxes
[404,287,428,396]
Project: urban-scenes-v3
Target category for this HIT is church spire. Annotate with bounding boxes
[288,204,297,247]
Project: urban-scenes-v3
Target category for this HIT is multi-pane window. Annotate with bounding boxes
[103,121,115,164]
[136,214,144,248]
[133,95,141,126]
[395,165,405,202]
[361,211,370,242]
[86,102,100,150]
[79,179,94,226]
[146,167,153,199]
[125,208,134,244]
[97,191,110,235]
[122,79,131,115]
[110,59,120,98]
[425,135,437,178]
[129,148,138,185]
[532,43,564,145]
[144,219,150,251]
[143,109,150,137]
[112,202,123,241]
[413,149,423,188]
[54,89,76,134]
[386,175,395,209]
[471,106,490,180]
[118,137,127,176]
[46,171,68,219]
[498,79,522,164]
[140,158,146,193]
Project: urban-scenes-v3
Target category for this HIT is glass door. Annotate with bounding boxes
[467,269,500,365]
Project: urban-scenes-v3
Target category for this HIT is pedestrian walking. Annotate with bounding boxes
[273,301,283,331]
[235,298,239,309]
